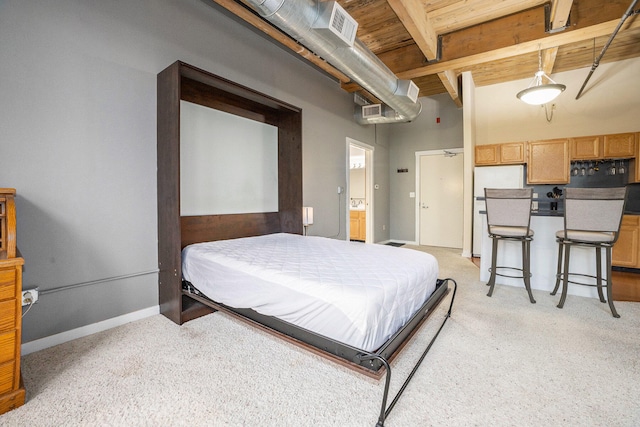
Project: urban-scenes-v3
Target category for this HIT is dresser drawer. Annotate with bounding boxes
[0,361,15,395]
[0,332,15,365]
[0,269,16,301]
[0,301,16,332]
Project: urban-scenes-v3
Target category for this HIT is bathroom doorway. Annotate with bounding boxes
[347,139,374,243]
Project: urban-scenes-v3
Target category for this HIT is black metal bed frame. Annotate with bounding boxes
[183,277,457,426]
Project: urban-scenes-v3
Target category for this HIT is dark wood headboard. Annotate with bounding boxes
[157,61,302,325]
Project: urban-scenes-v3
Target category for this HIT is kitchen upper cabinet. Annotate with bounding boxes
[570,135,601,160]
[604,132,636,158]
[527,139,570,184]
[499,142,526,164]
[570,132,636,161]
[475,145,499,165]
[613,215,640,268]
[475,142,525,166]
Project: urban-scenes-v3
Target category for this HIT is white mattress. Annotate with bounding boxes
[181,233,438,352]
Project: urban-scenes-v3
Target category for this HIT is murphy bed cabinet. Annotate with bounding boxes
[0,189,25,414]
[526,139,570,184]
[157,61,303,325]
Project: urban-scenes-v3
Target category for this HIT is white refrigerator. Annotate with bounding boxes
[473,165,525,257]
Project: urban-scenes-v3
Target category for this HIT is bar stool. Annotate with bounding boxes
[484,188,536,303]
[551,187,627,318]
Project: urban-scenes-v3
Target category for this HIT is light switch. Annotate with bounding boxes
[409,192,415,198]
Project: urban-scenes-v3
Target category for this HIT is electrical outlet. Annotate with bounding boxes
[21,288,39,306]
[337,186,344,194]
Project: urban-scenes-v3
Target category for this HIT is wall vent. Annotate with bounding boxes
[314,1,358,47]
[395,80,420,103]
[361,104,382,119]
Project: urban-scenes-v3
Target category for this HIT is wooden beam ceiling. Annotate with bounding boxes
[211,0,640,108]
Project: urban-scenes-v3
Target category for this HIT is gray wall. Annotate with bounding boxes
[0,0,387,343]
[387,94,464,242]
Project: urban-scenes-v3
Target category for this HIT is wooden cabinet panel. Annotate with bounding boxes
[527,139,570,184]
[475,145,499,165]
[349,211,366,241]
[475,143,525,165]
[570,135,601,160]
[0,270,15,301]
[0,190,24,414]
[0,332,15,365]
[349,212,360,240]
[0,301,15,332]
[500,142,525,164]
[604,133,636,158]
[0,362,15,395]
[637,133,640,183]
[613,216,640,268]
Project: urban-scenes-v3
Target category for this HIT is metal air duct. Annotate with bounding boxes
[247,0,422,124]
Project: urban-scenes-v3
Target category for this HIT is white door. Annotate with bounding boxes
[419,153,464,247]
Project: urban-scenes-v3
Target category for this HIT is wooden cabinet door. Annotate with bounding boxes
[636,132,640,183]
[349,211,360,240]
[500,142,525,164]
[475,145,499,165]
[527,139,570,184]
[613,216,640,268]
[358,212,366,240]
[570,136,601,160]
[604,133,636,158]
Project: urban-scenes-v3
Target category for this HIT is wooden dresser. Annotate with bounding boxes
[0,189,25,413]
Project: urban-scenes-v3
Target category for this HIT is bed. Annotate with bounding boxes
[182,233,439,353]
[157,61,456,427]
[181,233,455,427]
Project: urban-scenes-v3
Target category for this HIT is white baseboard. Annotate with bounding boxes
[21,305,160,355]
[396,240,418,245]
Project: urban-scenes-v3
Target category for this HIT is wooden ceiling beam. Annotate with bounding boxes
[396,17,640,80]
[550,0,574,30]
[426,0,548,34]
[383,0,632,74]
[387,0,438,60]
[438,70,462,107]
[386,1,463,106]
[542,47,559,76]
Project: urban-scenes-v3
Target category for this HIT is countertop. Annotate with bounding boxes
[477,196,640,217]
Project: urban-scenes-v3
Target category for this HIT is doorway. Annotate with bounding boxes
[347,139,374,243]
[415,149,464,248]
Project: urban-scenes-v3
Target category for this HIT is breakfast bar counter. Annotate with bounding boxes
[479,213,605,299]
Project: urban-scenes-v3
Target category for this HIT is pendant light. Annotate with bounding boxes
[517,48,566,105]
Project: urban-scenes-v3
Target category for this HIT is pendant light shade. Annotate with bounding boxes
[517,49,566,105]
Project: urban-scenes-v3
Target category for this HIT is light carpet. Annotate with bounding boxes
[3,246,639,427]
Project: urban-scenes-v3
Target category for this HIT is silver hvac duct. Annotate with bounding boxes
[248,0,422,124]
